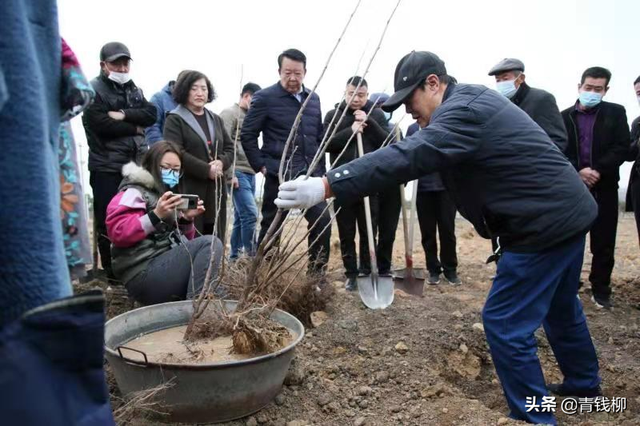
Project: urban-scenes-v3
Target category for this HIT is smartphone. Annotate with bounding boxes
[175,194,199,210]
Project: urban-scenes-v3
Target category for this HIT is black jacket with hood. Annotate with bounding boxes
[83,73,157,173]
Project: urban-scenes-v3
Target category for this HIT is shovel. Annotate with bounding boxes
[392,179,426,296]
[355,133,394,310]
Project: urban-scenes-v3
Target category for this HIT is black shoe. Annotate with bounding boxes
[547,383,602,398]
[345,277,358,292]
[378,270,392,277]
[427,272,440,285]
[444,272,462,286]
[591,293,612,310]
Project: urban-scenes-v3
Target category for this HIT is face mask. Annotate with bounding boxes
[108,71,131,85]
[578,91,603,108]
[161,168,179,188]
[496,80,517,98]
[383,111,392,122]
[637,96,640,107]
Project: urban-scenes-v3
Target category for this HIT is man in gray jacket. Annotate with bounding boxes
[489,58,567,151]
[220,82,261,259]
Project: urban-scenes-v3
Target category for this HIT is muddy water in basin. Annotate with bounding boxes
[124,325,295,364]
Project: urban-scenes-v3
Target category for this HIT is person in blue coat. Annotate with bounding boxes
[241,48,331,277]
[145,78,179,144]
[275,51,602,425]
[0,2,114,424]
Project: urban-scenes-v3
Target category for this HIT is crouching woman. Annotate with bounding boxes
[106,141,223,305]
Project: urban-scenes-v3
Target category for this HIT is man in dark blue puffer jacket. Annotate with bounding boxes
[241,48,330,275]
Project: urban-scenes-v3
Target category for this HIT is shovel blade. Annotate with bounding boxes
[392,268,426,297]
[357,275,395,309]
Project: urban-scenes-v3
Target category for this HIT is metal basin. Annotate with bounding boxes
[104,300,304,423]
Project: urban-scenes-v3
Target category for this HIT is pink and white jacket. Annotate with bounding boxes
[106,163,195,248]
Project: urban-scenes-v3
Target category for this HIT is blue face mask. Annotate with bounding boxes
[579,91,603,108]
[161,168,179,188]
[496,80,517,98]
[383,111,392,122]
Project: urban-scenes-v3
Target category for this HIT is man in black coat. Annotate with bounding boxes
[625,75,640,247]
[488,58,567,151]
[275,51,601,425]
[82,42,156,280]
[241,48,331,276]
[324,76,389,290]
[562,66,630,310]
[407,122,459,285]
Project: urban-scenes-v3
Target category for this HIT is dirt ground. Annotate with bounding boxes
[78,213,640,426]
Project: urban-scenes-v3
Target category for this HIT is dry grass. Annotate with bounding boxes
[112,378,175,425]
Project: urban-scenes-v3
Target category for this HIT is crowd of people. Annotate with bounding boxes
[2,1,639,423]
[81,42,639,315]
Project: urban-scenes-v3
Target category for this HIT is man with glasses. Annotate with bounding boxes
[561,67,630,310]
[82,42,156,282]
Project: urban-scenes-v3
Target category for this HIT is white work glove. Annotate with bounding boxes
[275,176,327,210]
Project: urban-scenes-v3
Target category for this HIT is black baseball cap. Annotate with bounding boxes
[382,51,447,112]
[100,42,132,63]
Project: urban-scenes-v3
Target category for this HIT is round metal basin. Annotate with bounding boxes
[104,300,304,423]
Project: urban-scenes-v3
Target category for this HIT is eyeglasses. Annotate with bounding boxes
[161,166,183,177]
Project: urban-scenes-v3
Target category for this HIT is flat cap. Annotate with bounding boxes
[488,58,524,76]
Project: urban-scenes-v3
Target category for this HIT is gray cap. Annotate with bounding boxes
[488,58,524,76]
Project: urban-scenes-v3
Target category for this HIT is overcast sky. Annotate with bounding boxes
[59,0,640,197]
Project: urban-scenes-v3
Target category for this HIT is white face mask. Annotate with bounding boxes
[496,80,517,98]
[637,96,640,107]
[108,71,131,85]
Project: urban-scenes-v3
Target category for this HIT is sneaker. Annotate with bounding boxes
[378,269,392,277]
[428,272,440,285]
[591,294,612,310]
[345,277,358,292]
[444,272,462,286]
[547,383,602,398]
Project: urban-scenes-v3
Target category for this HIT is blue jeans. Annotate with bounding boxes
[230,171,258,259]
[482,235,600,425]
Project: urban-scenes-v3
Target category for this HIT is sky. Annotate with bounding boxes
[59,0,640,199]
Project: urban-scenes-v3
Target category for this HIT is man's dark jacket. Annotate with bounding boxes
[407,122,446,192]
[511,82,567,152]
[241,82,324,178]
[561,101,630,189]
[625,116,640,211]
[82,73,156,173]
[328,83,597,253]
[323,99,389,168]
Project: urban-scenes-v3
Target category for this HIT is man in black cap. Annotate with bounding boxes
[489,58,567,151]
[82,41,156,281]
[274,51,602,425]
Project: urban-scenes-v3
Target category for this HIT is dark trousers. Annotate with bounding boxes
[126,236,223,305]
[89,171,123,274]
[416,190,458,275]
[258,175,331,274]
[588,187,618,297]
[483,235,600,424]
[334,197,378,278]
[376,187,401,273]
[630,177,640,247]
